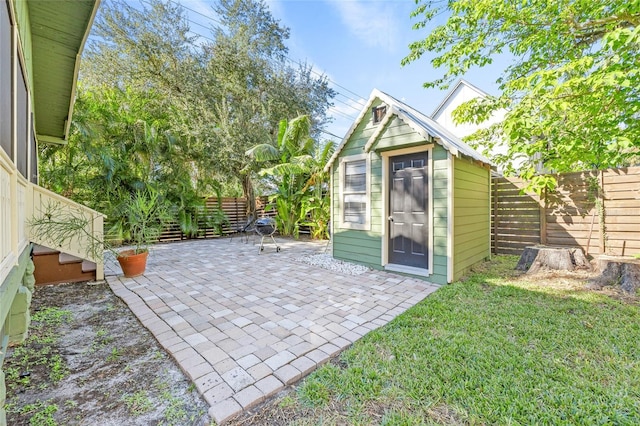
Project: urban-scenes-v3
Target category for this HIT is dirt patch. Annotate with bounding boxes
[4,281,210,425]
[514,267,640,304]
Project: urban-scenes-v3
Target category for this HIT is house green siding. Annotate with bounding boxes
[0,246,35,425]
[453,157,490,280]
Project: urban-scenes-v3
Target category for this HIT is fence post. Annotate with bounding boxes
[598,170,605,254]
[539,187,547,246]
[492,177,498,254]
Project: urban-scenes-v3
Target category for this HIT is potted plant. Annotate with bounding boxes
[30,188,170,278]
[110,189,169,277]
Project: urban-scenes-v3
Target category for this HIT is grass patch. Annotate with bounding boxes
[293,256,640,424]
[4,307,72,392]
[121,390,153,415]
[154,376,206,425]
[6,400,59,426]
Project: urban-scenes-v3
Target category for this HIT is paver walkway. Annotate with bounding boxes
[105,238,440,424]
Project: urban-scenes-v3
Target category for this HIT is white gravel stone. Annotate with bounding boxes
[294,253,369,275]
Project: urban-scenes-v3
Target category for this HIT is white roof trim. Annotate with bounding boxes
[430,79,491,120]
[363,105,398,153]
[323,90,383,173]
[324,88,492,172]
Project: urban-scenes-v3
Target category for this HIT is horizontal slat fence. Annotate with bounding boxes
[545,170,600,254]
[602,167,640,256]
[157,196,276,242]
[492,177,541,255]
[493,166,640,257]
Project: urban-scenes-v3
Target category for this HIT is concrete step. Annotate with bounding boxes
[82,260,97,273]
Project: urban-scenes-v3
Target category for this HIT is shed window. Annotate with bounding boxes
[339,154,370,229]
[372,105,387,124]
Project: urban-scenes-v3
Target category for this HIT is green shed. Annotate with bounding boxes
[325,89,493,285]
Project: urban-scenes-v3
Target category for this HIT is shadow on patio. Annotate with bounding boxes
[104,237,439,424]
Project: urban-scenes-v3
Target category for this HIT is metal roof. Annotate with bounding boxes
[324,89,492,172]
[28,0,100,144]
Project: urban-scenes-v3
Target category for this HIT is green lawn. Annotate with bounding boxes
[287,256,640,425]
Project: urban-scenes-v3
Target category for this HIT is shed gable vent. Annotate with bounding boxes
[372,105,387,124]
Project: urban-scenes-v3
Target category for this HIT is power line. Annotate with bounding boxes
[120,0,365,122]
[319,129,343,140]
[330,108,359,121]
[160,0,368,104]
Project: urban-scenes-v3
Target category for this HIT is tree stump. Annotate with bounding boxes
[588,256,640,293]
[516,246,592,273]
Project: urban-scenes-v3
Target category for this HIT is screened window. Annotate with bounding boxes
[340,155,369,229]
[0,0,12,158]
[30,117,37,183]
[16,60,27,177]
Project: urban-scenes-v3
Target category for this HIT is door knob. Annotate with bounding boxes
[388,216,394,222]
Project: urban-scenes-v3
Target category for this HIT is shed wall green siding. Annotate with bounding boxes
[332,107,451,285]
[430,146,449,285]
[453,157,490,280]
[374,116,428,151]
[331,100,384,268]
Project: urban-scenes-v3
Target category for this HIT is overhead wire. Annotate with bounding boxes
[161,0,367,103]
[122,0,365,125]
[158,0,366,115]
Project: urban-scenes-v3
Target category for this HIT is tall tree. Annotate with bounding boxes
[47,0,335,217]
[204,0,335,213]
[403,0,640,190]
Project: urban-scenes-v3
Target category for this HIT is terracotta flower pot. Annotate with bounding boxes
[117,249,149,278]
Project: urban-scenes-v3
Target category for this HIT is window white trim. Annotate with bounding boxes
[381,145,433,274]
[338,153,370,230]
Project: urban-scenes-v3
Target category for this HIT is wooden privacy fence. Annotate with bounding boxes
[492,166,640,257]
[157,196,274,242]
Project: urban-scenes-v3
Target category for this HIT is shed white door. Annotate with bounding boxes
[388,152,429,269]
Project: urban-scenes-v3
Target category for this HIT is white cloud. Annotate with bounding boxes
[327,0,403,52]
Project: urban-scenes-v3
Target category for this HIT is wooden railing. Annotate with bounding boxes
[0,149,15,285]
[29,185,106,280]
[2,143,106,284]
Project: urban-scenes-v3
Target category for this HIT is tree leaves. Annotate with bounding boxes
[405,0,640,190]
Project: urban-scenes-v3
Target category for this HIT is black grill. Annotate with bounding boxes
[255,218,276,236]
[254,217,280,253]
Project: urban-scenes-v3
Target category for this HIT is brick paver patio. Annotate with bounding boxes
[105,237,440,424]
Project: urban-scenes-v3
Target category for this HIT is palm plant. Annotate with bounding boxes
[246,115,334,238]
[299,140,335,239]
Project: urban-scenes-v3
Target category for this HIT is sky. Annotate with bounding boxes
[153,0,512,143]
